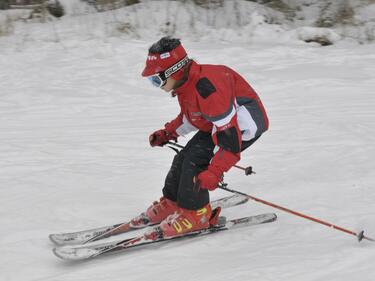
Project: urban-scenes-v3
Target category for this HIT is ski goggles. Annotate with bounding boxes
[147,56,189,88]
[147,72,167,88]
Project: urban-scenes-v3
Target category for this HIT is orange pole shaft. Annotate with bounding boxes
[219,185,374,242]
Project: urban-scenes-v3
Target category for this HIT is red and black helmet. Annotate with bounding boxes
[141,39,189,83]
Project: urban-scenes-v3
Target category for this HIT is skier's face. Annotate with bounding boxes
[161,77,177,92]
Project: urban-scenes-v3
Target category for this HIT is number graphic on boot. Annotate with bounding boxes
[173,219,193,233]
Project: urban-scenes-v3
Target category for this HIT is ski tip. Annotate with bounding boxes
[263,213,277,224]
[230,193,250,205]
[53,245,101,261]
[239,197,250,204]
[49,234,60,245]
[52,247,66,260]
[48,234,54,242]
[53,247,91,261]
[49,234,68,246]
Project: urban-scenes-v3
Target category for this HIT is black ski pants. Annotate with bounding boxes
[162,131,260,210]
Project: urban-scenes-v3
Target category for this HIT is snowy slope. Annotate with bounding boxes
[1,8,375,281]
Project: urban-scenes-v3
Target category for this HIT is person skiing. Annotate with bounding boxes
[135,37,269,238]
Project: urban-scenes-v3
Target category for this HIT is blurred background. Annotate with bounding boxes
[1,0,375,46]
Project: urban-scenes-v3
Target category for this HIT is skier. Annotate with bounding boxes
[136,37,269,238]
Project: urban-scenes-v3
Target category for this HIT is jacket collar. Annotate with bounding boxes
[172,60,200,96]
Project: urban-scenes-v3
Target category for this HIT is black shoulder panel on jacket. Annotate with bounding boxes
[217,127,241,153]
[196,77,216,99]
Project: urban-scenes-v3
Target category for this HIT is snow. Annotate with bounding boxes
[1,1,375,281]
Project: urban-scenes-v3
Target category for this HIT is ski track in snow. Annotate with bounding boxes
[0,36,375,281]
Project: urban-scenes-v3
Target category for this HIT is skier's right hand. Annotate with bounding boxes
[149,129,177,147]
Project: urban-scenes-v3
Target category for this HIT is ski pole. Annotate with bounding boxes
[166,141,254,175]
[218,183,375,243]
[166,141,184,149]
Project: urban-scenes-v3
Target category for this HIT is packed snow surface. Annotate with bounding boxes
[1,15,375,281]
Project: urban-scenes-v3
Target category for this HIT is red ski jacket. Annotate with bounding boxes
[165,61,269,174]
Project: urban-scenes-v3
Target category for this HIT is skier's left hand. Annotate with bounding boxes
[196,166,222,191]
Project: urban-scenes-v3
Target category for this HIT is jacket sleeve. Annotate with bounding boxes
[164,112,198,137]
[196,76,242,174]
[210,115,242,173]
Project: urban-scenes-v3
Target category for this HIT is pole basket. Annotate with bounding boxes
[245,166,255,175]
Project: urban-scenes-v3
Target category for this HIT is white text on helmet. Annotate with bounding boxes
[148,55,157,61]
[160,52,171,59]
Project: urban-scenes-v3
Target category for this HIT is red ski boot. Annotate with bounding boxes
[159,203,215,238]
[130,197,178,227]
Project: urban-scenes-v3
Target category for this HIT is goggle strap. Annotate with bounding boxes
[164,56,189,79]
[159,71,166,81]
